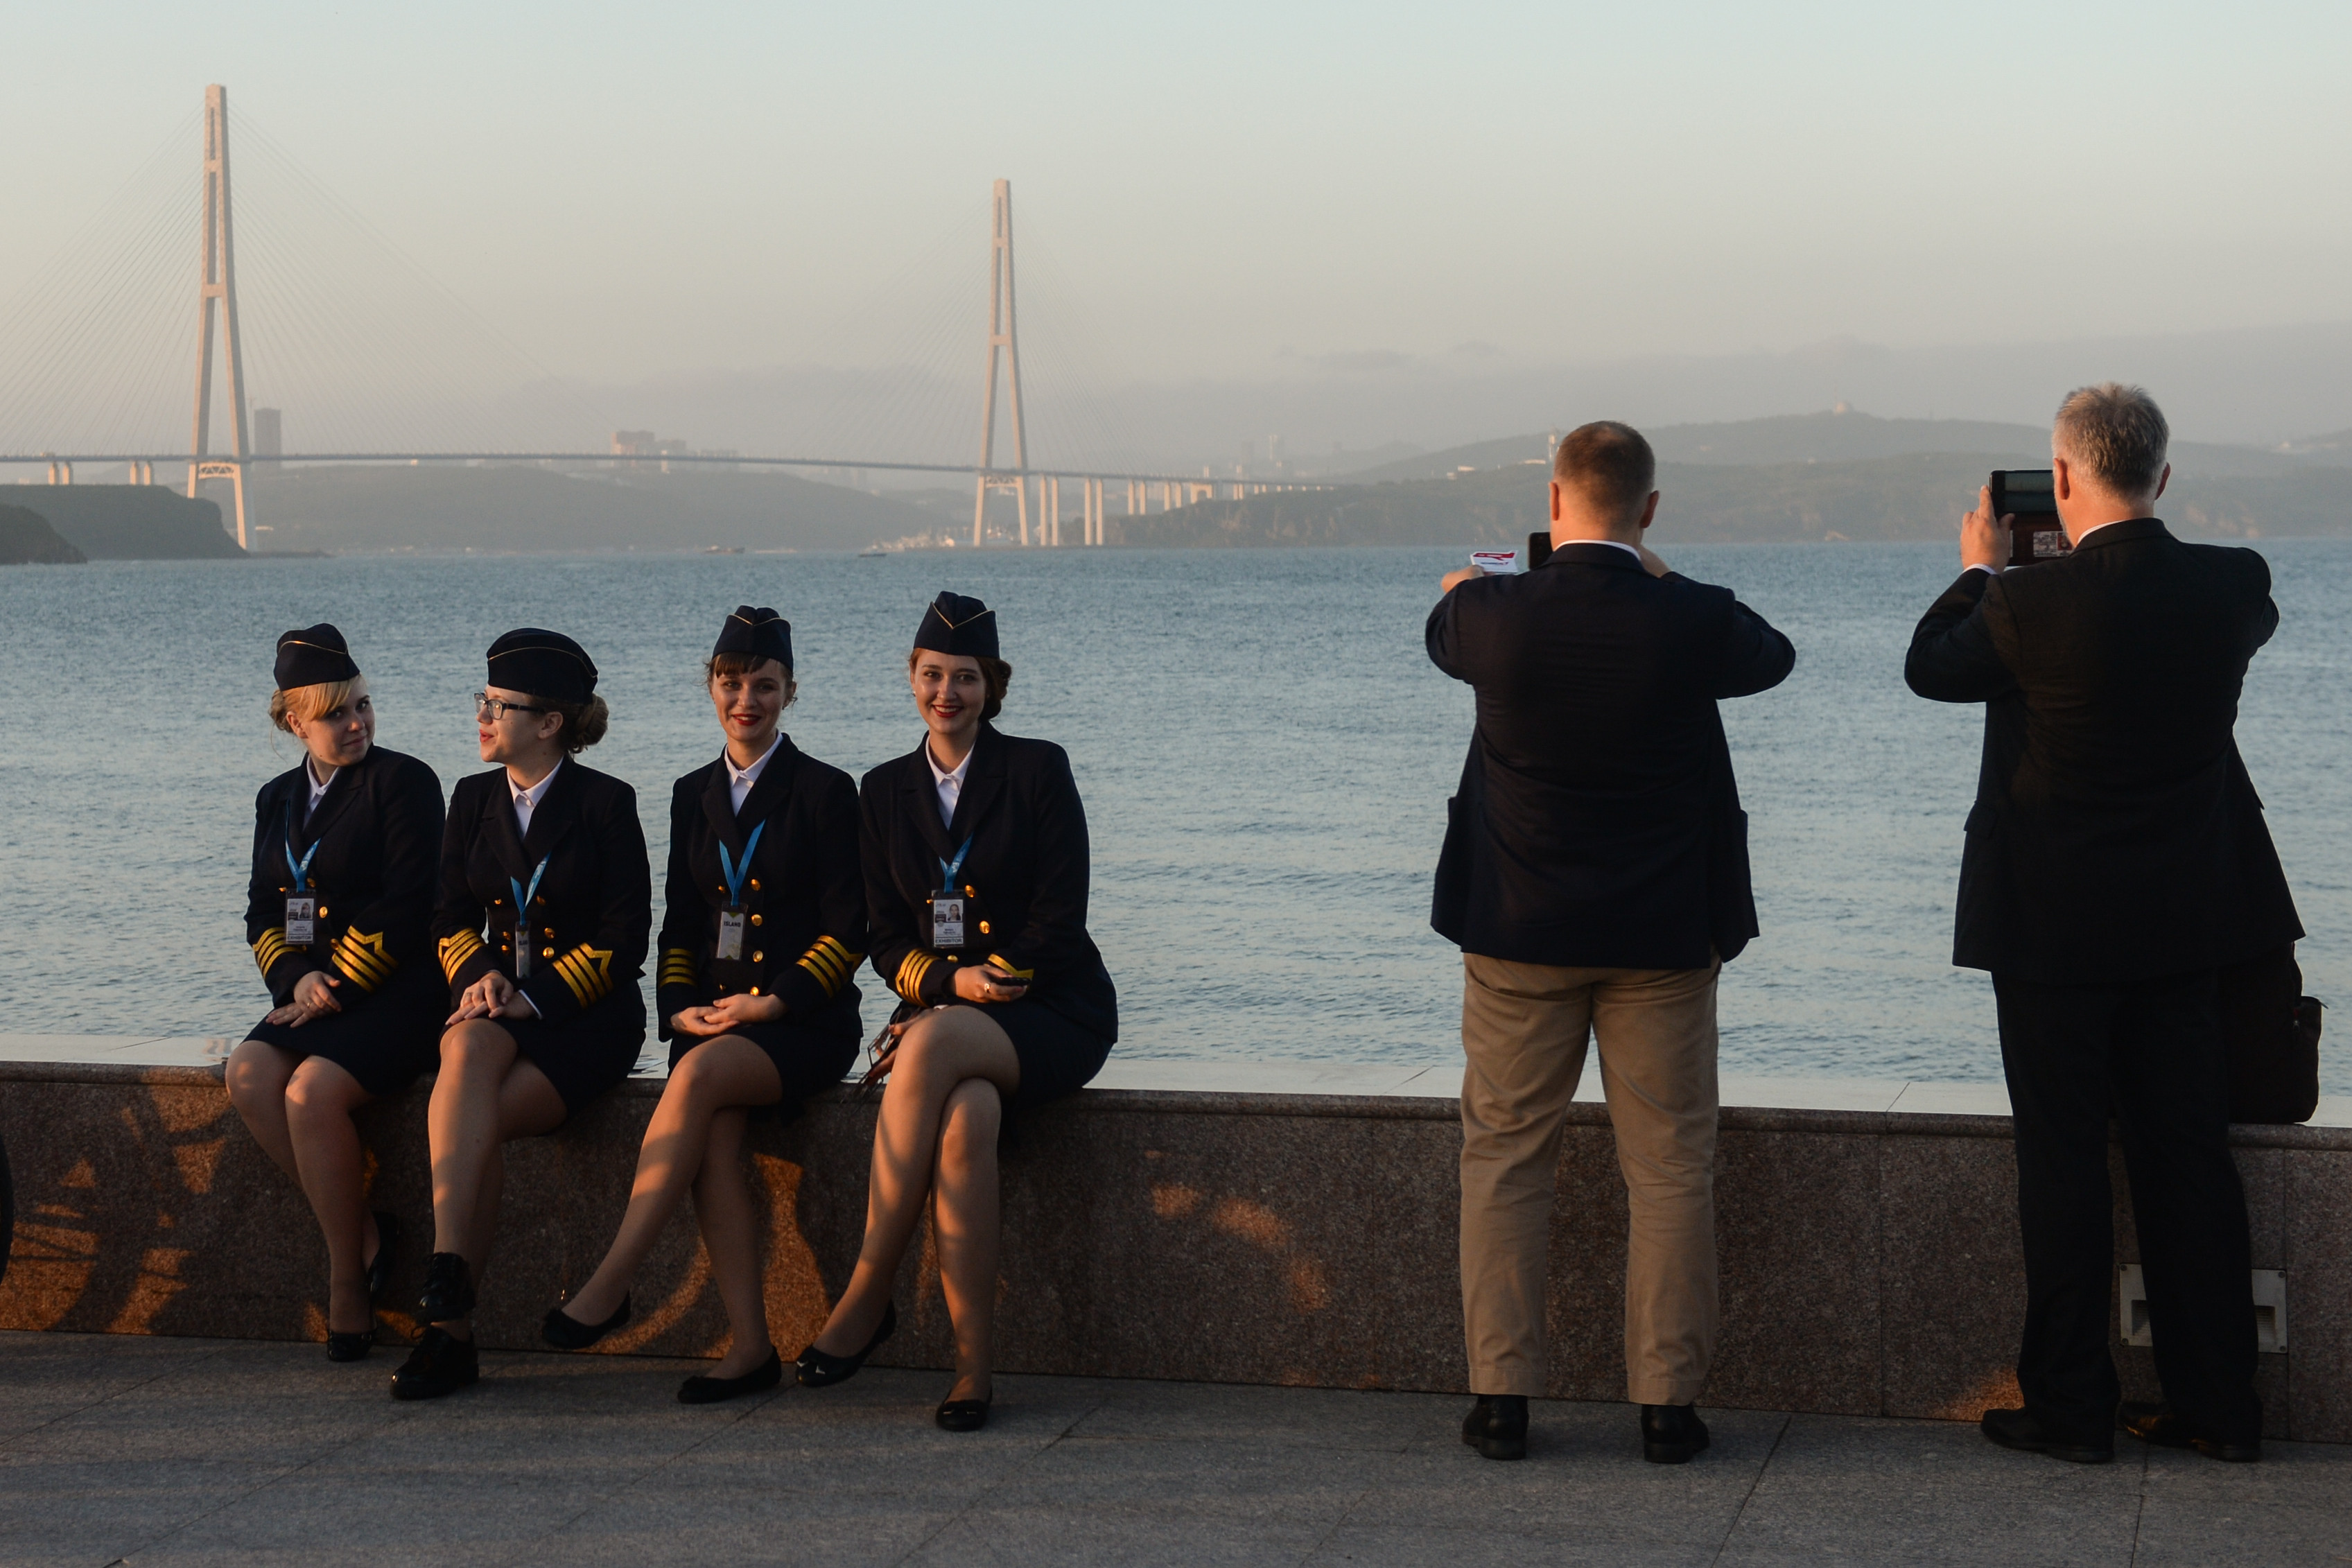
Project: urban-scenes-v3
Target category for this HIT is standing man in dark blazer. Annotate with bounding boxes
[1429,421,1795,1465]
[1906,383,2301,1465]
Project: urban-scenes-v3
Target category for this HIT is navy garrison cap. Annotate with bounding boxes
[912,591,998,659]
[274,623,360,689]
[486,627,597,704]
[712,605,792,671]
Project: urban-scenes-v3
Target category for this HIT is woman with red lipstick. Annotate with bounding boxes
[796,591,1116,1431]
[542,607,868,1404]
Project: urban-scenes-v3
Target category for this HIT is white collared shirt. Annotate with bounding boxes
[1584,539,1644,562]
[305,758,336,823]
[1967,517,2134,575]
[925,742,973,829]
[510,758,563,837]
[724,733,782,815]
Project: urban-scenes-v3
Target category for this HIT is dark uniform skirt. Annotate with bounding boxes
[490,992,647,1115]
[243,964,445,1098]
[669,1017,859,1106]
[927,998,1110,1118]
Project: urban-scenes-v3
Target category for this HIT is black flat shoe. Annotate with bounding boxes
[1980,1406,2112,1464]
[390,1327,479,1401]
[1641,1402,1712,1465]
[541,1293,631,1351]
[936,1392,991,1432]
[416,1251,475,1323]
[679,1349,785,1405]
[1461,1394,1528,1461]
[365,1212,401,1305]
[2119,1400,2262,1463]
[326,1328,374,1363]
[795,1300,896,1388]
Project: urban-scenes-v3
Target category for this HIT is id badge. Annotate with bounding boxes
[284,896,316,946]
[514,922,532,980]
[716,908,747,961]
[930,894,966,949]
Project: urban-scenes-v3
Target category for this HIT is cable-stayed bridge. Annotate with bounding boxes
[1,86,1319,550]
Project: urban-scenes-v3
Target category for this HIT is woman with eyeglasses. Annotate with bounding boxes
[225,625,446,1363]
[394,629,650,1402]
[797,592,1116,1431]
[541,607,868,1403]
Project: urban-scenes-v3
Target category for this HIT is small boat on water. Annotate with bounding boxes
[703,545,744,555]
[857,546,889,557]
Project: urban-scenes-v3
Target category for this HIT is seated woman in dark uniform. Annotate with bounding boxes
[543,607,866,1404]
[394,629,651,1401]
[797,591,1116,1431]
[225,625,445,1363]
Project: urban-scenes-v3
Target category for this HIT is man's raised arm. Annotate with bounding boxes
[1906,485,2019,704]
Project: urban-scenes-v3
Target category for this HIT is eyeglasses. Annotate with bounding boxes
[474,692,550,721]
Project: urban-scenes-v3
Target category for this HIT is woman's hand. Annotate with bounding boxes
[670,993,784,1036]
[952,964,1028,1005]
[265,970,343,1028]
[446,970,534,1025]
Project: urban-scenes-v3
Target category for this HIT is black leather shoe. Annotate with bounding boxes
[541,1293,631,1351]
[365,1212,401,1305]
[1461,1395,1528,1461]
[1641,1402,1712,1464]
[936,1391,991,1431]
[326,1328,374,1363]
[416,1252,475,1323]
[1981,1406,2113,1463]
[390,1327,479,1401]
[679,1349,785,1405]
[2119,1400,2263,1463]
[795,1300,896,1388]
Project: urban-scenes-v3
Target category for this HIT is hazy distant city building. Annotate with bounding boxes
[252,406,281,465]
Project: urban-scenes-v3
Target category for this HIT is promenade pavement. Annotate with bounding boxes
[3,1330,2346,1566]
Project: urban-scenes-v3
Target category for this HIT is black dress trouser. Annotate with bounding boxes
[1992,969,2260,1445]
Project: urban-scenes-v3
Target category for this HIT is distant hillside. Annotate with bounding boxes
[1112,452,2352,548]
[1342,408,2335,484]
[236,464,938,554]
[5,487,243,558]
[0,503,85,564]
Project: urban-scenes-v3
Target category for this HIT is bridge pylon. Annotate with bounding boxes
[187,84,254,550]
[971,180,1030,547]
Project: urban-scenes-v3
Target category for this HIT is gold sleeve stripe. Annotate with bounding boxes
[437,929,486,982]
[893,950,936,1003]
[552,946,615,1009]
[252,930,290,975]
[796,937,863,998]
[985,953,1036,981]
[330,930,397,993]
[658,947,699,987]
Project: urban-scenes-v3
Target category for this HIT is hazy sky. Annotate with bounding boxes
[6,0,2349,440]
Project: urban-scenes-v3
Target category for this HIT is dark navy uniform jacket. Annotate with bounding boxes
[1427,543,1795,970]
[860,723,1117,1041]
[1905,518,2301,983]
[430,762,652,1021]
[245,747,445,1004]
[654,735,867,1041]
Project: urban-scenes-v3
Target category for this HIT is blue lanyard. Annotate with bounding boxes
[509,857,550,924]
[718,821,765,907]
[937,836,973,892]
[281,808,321,893]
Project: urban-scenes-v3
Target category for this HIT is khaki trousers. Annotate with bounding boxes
[1458,951,1721,1404]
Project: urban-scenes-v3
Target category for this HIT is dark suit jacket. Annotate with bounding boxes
[245,746,444,1006]
[860,723,1117,1041]
[430,760,652,1022]
[1904,518,2301,983]
[654,735,867,1042]
[1427,543,1795,968]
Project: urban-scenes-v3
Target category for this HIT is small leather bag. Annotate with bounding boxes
[2218,947,2324,1125]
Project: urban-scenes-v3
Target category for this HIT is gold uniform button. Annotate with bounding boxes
[978,921,991,935]
[749,914,762,927]
[543,927,554,937]
[541,947,555,959]
[748,878,760,892]
[751,950,763,963]
[749,986,762,996]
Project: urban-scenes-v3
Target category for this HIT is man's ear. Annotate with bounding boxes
[2153,462,2171,503]
[2053,454,2073,502]
[1549,480,1564,524]
[1637,491,1660,532]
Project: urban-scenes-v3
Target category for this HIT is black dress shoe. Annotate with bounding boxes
[795,1300,896,1388]
[1641,1402,1712,1464]
[679,1350,785,1405]
[416,1252,475,1323]
[541,1293,631,1351]
[326,1328,374,1363]
[365,1212,401,1305]
[1461,1394,1528,1461]
[1980,1406,2113,1463]
[936,1391,991,1431]
[390,1327,480,1401]
[2119,1400,2263,1463]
